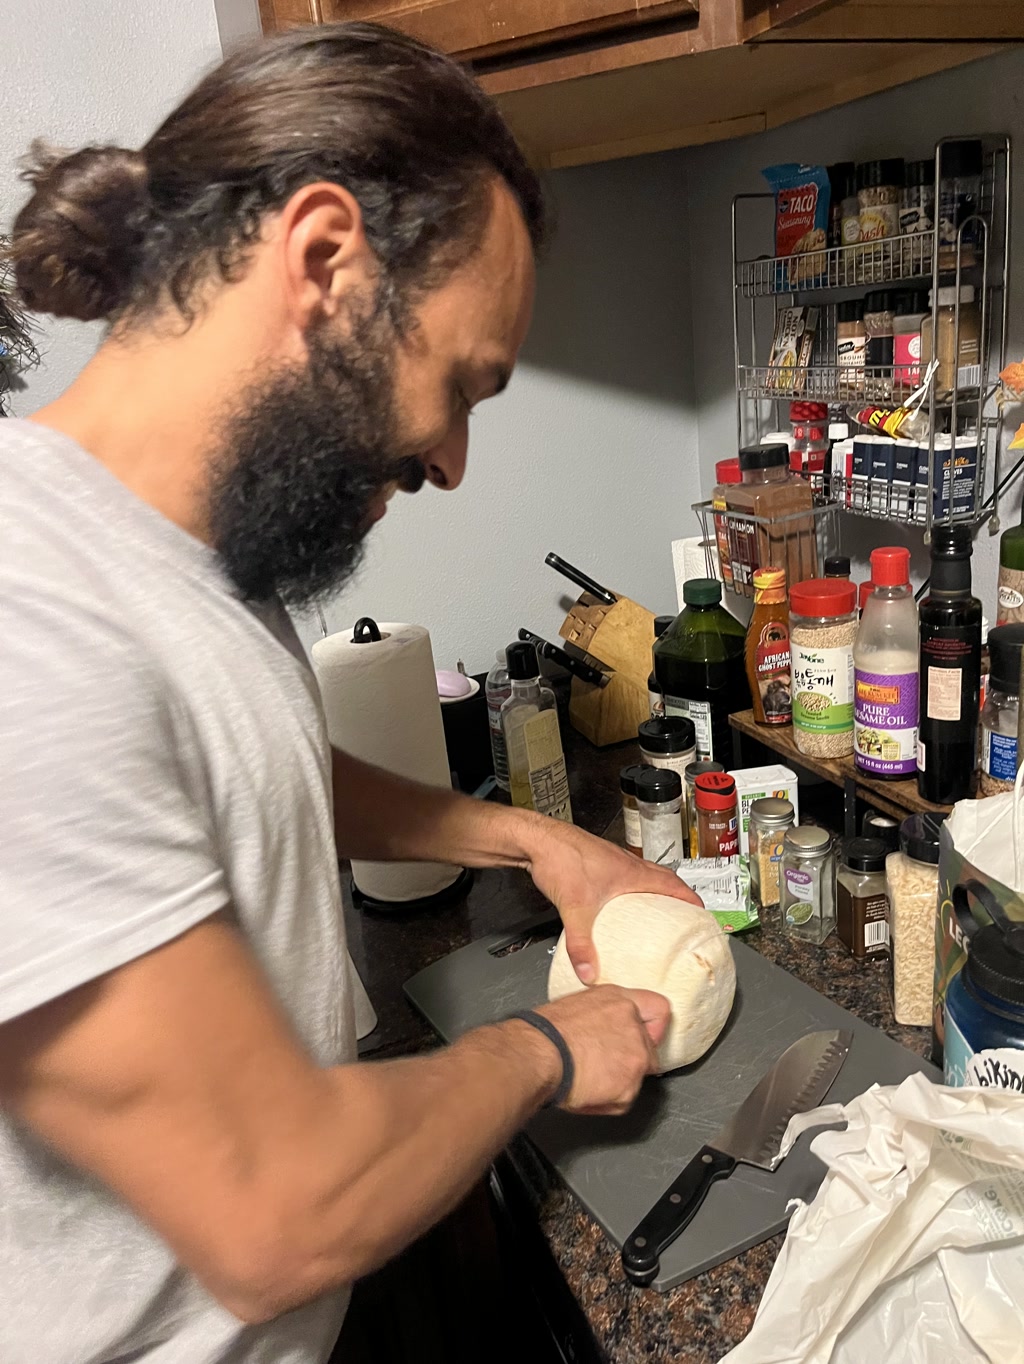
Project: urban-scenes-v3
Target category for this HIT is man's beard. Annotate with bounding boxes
[206,310,424,611]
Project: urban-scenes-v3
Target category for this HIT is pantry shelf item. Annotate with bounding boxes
[683,760,725,859]
[980,624,1024,795]
[653,579,749,762]
[501,641,573,822]
[745,566,792,727]
[748,797,795,910]
[730,136,1013,538]
[917,524,982,805]
[648,614,676,717]
[854,548,919,782]
[692,500,840,601]
[780,825,835,944]
[887,812,945,1028]
[636,766,686,865]
[790,578,857,759]
[695,771,740,859]
[837,837,890,960]
[726,445,817,590]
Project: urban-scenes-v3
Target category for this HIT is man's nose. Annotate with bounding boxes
[423,420,469,491]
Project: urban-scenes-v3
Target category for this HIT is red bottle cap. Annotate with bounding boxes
[790,579,857,617]
[715,458,742,484]
[870,546,911,587]
[695,772,737,811]
[858,580,874,611]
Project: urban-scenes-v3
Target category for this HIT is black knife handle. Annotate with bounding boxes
[517,629,611,689]
[544,553,617,607]
[621,1145,737,1287]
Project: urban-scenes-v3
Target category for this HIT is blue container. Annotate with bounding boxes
[944,921,1024,1090]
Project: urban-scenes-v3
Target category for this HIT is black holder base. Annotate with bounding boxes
[351,866,474,915]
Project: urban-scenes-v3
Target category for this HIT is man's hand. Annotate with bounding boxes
[523,819,703,984]
[530,985,670,1115]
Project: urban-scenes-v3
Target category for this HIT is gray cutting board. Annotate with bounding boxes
[404,921,937,1292]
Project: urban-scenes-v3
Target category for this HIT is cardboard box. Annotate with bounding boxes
[727,764,801,841]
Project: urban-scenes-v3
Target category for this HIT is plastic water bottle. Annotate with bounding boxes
[485,649,511,791]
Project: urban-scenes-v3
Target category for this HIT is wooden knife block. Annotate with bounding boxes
[559,592,656,747]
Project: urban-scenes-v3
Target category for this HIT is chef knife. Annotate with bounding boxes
[517,629,611,688]
[621,1027,852,1287]
[544,553,617,607]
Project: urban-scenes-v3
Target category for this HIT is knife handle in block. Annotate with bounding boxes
[621,1145,736,1287]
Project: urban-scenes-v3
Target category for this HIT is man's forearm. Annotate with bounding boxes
[331,745,546,869]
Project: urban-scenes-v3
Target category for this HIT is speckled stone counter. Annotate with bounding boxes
[343,720,931,1363]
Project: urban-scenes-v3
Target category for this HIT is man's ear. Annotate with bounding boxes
[277,182,377,330]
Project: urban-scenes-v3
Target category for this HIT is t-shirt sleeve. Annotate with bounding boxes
[0,588,228,1023]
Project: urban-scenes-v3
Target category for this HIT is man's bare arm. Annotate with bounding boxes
[0,915,667,1323]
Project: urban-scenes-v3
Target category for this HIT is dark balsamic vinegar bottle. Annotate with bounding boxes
[917,524,982,804]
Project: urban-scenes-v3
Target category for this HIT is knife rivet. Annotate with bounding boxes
[669,1193,682,1204]
[633,1236,647,1248]
[702,1153,713,1165]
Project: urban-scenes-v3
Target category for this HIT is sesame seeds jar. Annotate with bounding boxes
[789,579,858,759]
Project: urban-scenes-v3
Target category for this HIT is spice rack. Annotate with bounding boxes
[691,500,841,601]
[730,136,1014,541]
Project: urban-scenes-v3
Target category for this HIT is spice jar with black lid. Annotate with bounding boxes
[858,159,904,243]
[837,837,890,959]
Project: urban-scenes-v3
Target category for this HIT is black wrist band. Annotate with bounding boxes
[509,1009,575,1108]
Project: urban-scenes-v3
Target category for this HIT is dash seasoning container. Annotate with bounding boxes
[746,567,792,727]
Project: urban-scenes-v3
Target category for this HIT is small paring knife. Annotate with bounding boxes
[621,1028,853,1287]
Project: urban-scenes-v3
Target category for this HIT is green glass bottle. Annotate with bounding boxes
[997,508,1024,625]
[654,579,751,763]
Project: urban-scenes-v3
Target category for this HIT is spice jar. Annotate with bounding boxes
[789,579,858,759]
[636,766,685,866]
[827,162,855,250]
[887,812,945,1027]
[712,459,742,591]
[647,615,675,719]
[862,809,900,853]
[864,290,895,397]
[638,716,697,781]
[620,763,646,858]
[920,285,982,397]
[858,159,904,239]
[780,825,836,944]
[892,289,928,395]
[684,760,725,858]
[938,139,983,270]
[695,771,739,859]
[824,555,851,580]
[899,158,935,238]
[837,837,890,959]
[980,624,1024,795]
[836,299,866,396]
[748,797,795,910]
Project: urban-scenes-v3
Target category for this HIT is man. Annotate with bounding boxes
[0,23,696,1363]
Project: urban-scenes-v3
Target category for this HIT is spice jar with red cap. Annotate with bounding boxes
[854,547,919,780]
[695,771,739,858]
[712,458,742,589]
[790,578,858,758]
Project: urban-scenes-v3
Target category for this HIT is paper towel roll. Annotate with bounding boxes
[312,621,461,904]
[672,536,719,612]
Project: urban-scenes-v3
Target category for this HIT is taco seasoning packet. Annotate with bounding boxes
[762,163,831,286]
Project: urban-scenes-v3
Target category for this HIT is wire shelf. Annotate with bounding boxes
[736,231,938,297]
[692,499,841,599]
[735,363,981,404]
[828,475,979,527]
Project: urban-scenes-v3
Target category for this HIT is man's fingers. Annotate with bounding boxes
[623,988,671,1048]
[566,929,598,985]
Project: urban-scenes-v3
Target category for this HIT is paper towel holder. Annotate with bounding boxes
[352,617,383,644]
[351,865,474,915]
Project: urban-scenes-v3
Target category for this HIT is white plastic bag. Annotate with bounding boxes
[719,1074,1024,1364]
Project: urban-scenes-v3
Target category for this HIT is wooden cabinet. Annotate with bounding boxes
[258,0,1024,166]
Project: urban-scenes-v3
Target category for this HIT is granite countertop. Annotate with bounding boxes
[343,720,931,1363]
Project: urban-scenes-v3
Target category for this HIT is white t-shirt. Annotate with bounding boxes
[0,420,356,1362]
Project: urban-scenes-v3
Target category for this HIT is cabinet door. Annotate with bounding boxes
[262,2,699,59]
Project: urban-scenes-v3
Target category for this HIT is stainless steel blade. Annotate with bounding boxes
[712,1028,852,1172]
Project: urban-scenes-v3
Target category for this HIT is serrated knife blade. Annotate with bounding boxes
[621,1028,852,1287]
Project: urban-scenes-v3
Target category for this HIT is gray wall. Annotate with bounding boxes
[304,154,697,671]
[685,47,1024,620]
[1,0,226,410]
